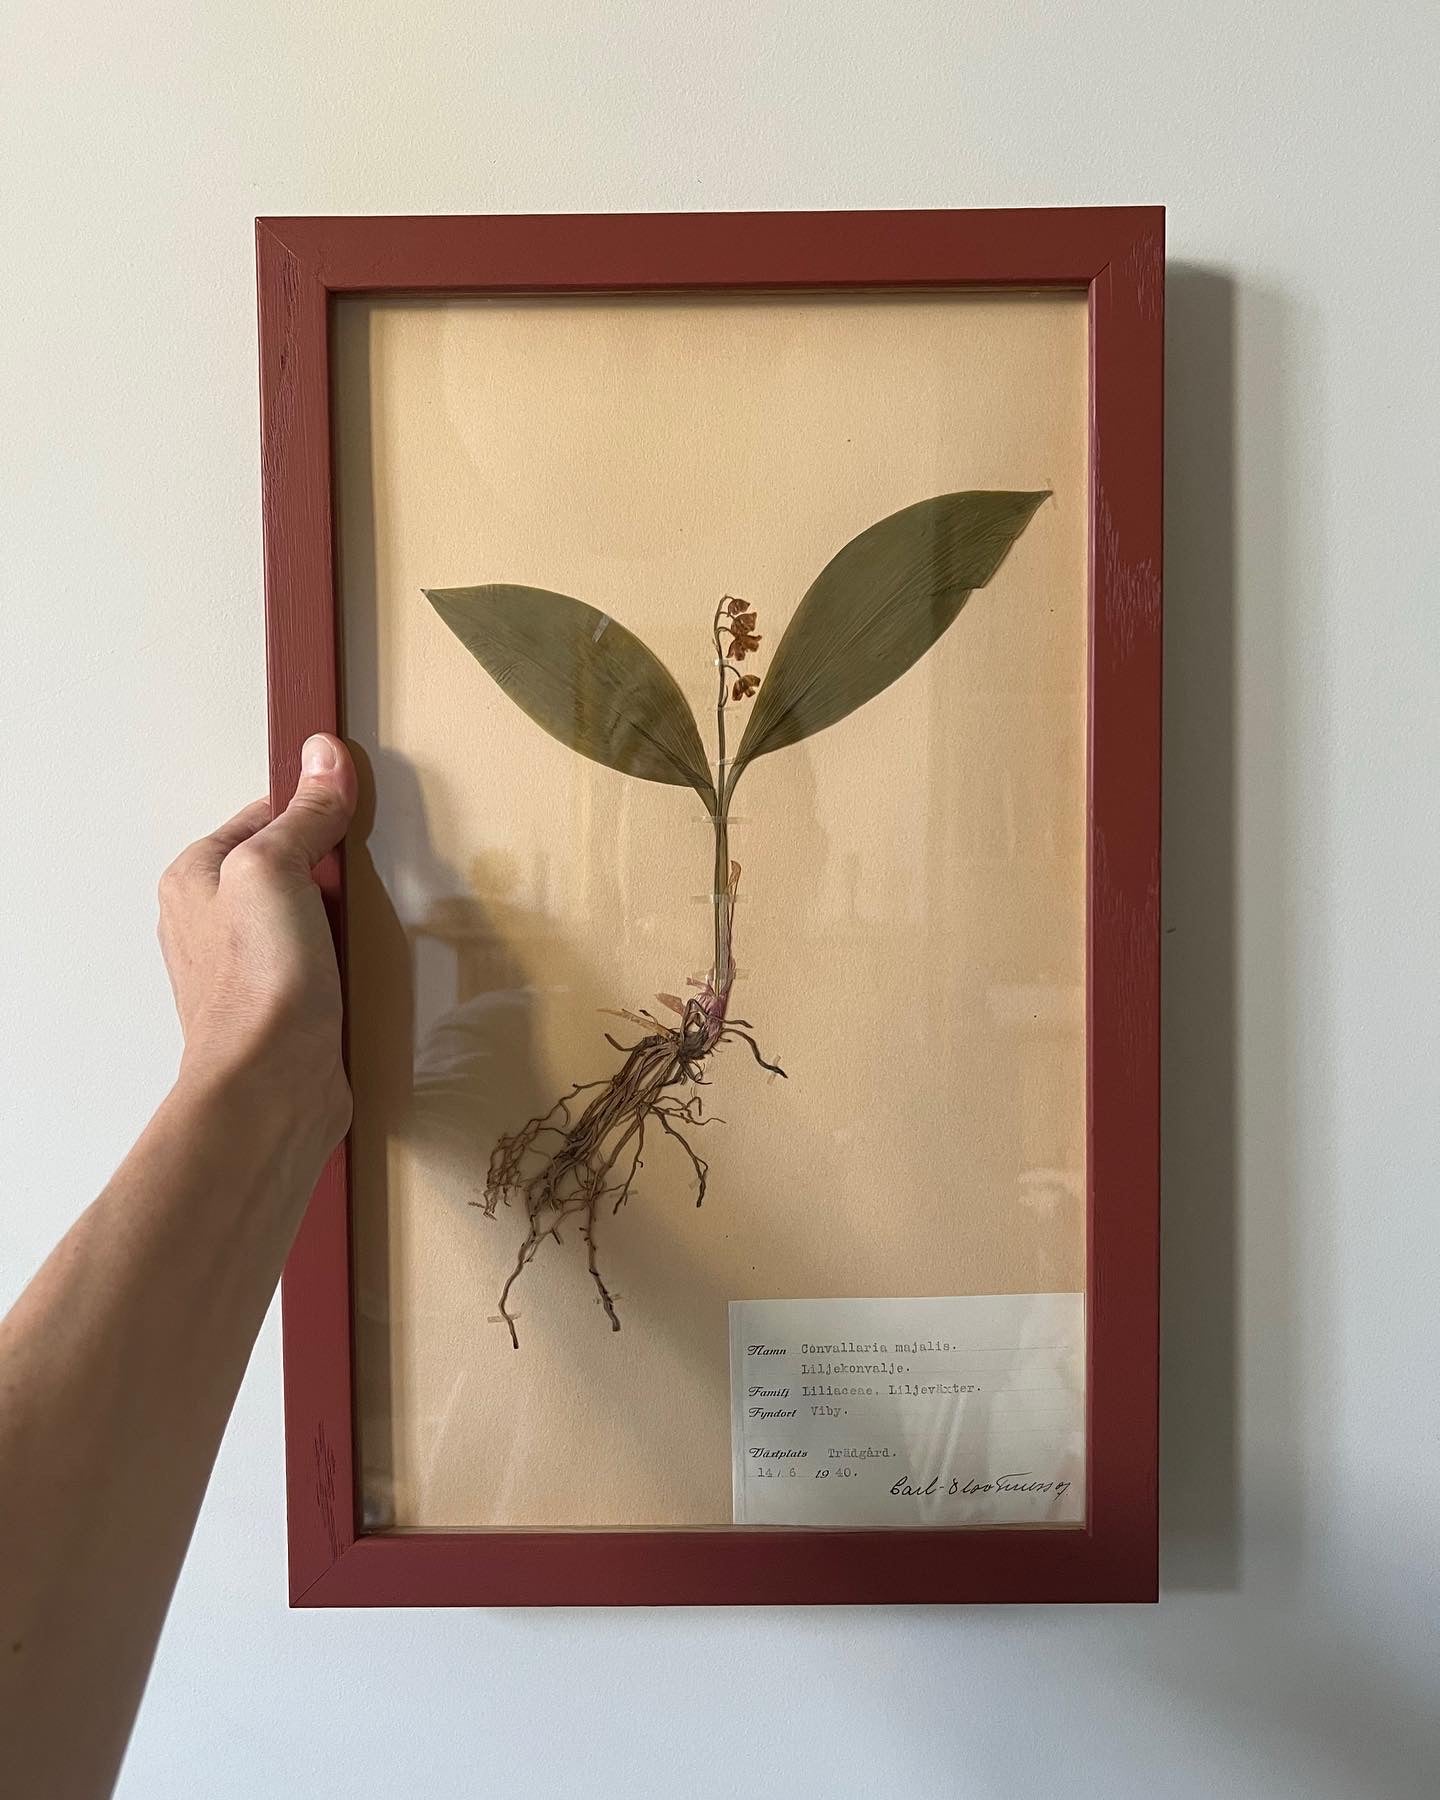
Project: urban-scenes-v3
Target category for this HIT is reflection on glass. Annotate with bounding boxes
[339,290,1089,1530]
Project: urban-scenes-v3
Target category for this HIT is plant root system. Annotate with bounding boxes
[477,976,784,1347]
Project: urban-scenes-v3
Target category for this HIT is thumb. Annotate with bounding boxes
[255,734,357,870]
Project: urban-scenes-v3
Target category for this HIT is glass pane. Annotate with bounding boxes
[337,288,1089,1531]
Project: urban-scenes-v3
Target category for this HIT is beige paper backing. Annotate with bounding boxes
[336,289,1089,1528]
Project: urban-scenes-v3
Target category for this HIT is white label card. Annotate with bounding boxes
[729,1293,1085,1527]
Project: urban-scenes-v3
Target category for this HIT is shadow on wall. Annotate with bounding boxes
[1149,267,1432,1795]
[1160,262,1242,1593]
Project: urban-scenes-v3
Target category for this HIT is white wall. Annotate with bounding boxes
[3,3,1437,1795]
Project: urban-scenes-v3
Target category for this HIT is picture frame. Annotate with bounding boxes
[258,206,1162,1607]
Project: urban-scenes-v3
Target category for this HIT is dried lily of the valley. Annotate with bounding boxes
[425,489,1048,1346]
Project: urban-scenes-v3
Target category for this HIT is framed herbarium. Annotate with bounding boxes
[258,207,1162,1607]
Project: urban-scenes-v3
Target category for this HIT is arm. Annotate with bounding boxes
[0,734,356,1800]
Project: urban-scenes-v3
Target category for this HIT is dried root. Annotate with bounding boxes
[477,996,784,1348]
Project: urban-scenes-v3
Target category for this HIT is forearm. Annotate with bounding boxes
[0,1068,330,1800]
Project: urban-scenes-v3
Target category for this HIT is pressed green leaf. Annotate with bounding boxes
[730,491,1048,786]
[425,585,715,808]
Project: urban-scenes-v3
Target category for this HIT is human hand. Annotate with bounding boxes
[157,733,357,1151]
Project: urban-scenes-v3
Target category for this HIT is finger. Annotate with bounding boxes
[211,796,274,850]
[165,797,274,891]
[249,734,357,871]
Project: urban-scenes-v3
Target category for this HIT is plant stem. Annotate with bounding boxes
[713,807,730,995]
[712,600,734,998]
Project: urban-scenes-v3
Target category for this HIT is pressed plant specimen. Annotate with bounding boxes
[426,489,1047,1345]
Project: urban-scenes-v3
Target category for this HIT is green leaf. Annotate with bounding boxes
[425,585,715,808]
[730,491,1049,786]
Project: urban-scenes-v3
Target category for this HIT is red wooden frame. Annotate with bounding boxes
[257,207,1163,1607]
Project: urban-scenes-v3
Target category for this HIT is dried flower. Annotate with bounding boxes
[730,628,761,659]
[725,595,750,617]
[731,673,760,702]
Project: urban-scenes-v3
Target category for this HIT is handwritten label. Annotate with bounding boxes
[729,1294,1084,1527]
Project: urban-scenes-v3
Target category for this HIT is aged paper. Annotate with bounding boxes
[337,290,1089,1528]
[731,1294,1084,1526]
